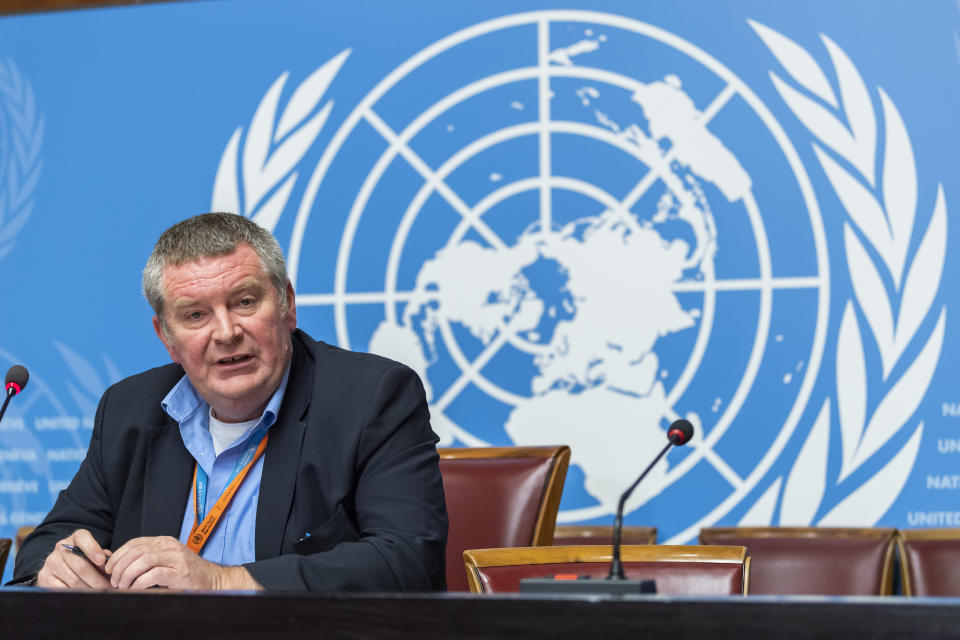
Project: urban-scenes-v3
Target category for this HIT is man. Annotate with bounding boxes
[13,213,447,591]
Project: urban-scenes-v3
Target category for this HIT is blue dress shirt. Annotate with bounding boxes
[160,366,290,566]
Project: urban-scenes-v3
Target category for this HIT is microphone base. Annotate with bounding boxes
[519,577,656,595]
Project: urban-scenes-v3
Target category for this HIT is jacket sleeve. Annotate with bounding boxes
[11,386,116,582]
[242,363,448,592]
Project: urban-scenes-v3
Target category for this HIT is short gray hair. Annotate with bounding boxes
[143,213,289,328]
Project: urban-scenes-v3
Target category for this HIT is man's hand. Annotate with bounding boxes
[105,536,262,591]
[36,529,111,589]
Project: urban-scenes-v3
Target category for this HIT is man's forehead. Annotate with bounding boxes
[162,248,268,299]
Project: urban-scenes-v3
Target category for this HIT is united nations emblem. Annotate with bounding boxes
[214,11,946,542]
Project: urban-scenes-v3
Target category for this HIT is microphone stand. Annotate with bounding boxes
[519,422,691,595]
[0,386,16,426]
[607,439,675,580]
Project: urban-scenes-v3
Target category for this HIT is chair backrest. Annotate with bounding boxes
[0,538,11,577]
[896,528,960,596]
[15,526,35,552]
[463,545,749,595]
[699,526,896,595]
[553,525,657,546]
[439,446,570,592]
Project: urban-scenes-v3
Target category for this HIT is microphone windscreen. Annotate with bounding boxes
[5,365,29,395]
[667,419,694,445]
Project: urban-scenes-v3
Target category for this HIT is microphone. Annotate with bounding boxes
[518,418,694,595]
[607,418,694,580]
[0,365,29,426]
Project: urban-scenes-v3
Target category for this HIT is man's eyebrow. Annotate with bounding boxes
[169,280,265,310]
[171,297,203,311]
[231,280,265,295]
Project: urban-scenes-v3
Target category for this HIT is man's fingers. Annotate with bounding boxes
[104,539,141,576]
[113,552,163,590]
[62,551,111,589]
[68,529,107,567]
[107,547,145,587]
[37,542,110,590]
[128,566,169,590]
[107,536,179,582]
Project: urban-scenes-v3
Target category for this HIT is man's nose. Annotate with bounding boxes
[211,309,242,343]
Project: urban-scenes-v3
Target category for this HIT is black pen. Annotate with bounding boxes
[60,543,90,560]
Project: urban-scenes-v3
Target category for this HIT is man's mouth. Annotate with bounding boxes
[217,355,253,365]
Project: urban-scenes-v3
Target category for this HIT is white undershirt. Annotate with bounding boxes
[208,409,259,456]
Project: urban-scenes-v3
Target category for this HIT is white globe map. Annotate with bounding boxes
[369,72,754,511]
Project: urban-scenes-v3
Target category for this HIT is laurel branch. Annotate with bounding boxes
[740,22,946,527]
[0,58,44,262]
[54,341,122,420]
[212,50,350,232]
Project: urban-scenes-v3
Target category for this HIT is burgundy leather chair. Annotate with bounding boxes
[463,545,749,594]
[552,525,657,546]
[896,528,960,596]
[699,526,896,595]
[439,446,570,592]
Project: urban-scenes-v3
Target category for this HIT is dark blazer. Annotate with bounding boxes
[13,329,448,591]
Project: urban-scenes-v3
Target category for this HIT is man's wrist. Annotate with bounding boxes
[215,565,263,591]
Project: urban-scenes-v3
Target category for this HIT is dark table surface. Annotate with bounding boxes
[3,588,960,639]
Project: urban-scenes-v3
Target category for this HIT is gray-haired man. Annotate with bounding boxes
[14,212,447,591]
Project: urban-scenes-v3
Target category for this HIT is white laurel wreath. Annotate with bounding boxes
[739,22,947,528]
[53,341,122,420]
[0,58,44,262]
[212,50,350,232]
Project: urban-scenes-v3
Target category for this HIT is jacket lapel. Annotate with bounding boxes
[255,333,311,560]
[142,418,194,538]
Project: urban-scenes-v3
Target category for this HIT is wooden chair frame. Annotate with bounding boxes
[895,528,960,596]
[0,538,11,578]
[463,544,750,594]
[553,525,657,546]
[438,446,570,546]
[699,526,897,595]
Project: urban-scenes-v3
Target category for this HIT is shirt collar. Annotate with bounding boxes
[161,364,292,431]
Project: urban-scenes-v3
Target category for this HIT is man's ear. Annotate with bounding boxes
[153,316,180,363]
[284,280,297,331]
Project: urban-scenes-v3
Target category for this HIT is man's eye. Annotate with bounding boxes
[238,297,255,307]
[187,311,204,320]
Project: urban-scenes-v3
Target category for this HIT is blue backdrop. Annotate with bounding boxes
[0,0,958,583]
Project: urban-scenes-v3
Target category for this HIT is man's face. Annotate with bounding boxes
[153,243,297,422]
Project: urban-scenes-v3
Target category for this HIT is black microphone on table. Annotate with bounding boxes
[0,365,29,426]
[519,418,694,595]
[607,418,694,581]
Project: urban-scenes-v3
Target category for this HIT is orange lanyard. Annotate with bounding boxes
[186,432,269,554]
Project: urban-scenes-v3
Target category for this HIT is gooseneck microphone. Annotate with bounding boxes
[607,418,694,581]
[0,365,29,426]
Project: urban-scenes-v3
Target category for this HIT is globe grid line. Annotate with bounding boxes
[295,274,822,308]
[537,18,553,237]
[363,109,507,250]
[288,10,830,535]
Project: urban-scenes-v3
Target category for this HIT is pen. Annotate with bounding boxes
[60,543,89,560]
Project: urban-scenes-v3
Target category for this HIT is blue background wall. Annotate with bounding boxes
[0,0,958,583]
